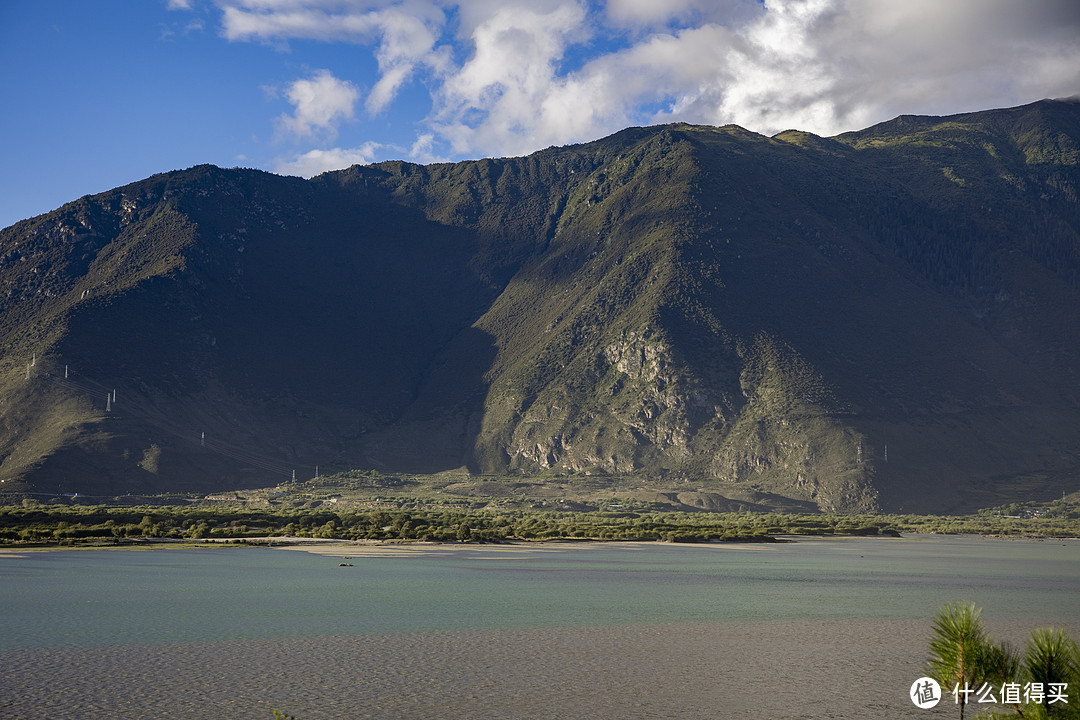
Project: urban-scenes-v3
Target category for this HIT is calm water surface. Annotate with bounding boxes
[3,534,1078,651]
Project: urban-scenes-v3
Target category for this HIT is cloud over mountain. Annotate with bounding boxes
[277,69,360,139]
[204,0,1080,169]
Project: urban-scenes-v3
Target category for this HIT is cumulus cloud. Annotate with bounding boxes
[220,0,447,113]
[364,4,447,113]
[832,0,1080,126]
[220,2,375,44]
[274,142,382,176]
[432,2,591,156]
[277,69,359,139]
[203,0,1080,166]
[408,133,445,164]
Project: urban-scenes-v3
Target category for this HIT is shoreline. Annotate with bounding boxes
[3,532,1079,559]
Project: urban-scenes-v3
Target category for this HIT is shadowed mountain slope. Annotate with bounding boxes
[2,99,1079,512]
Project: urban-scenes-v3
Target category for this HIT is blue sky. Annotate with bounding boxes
[2,0,1079,230]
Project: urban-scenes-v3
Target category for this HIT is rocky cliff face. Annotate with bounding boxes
[3,100,1080,512]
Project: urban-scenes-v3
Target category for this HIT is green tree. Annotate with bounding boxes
[1023,628,1079,719]
[927,602,991,720]
[980,639,1022,708]
[926,604,1080,720]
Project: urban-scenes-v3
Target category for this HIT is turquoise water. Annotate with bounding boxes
[2,535,1078,650]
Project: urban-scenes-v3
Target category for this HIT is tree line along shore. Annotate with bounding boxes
[3,501,1079,546]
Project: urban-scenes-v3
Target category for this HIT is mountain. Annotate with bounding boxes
[2,99,1080,513]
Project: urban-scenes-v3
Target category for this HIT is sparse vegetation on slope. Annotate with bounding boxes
[2,100,1080,512]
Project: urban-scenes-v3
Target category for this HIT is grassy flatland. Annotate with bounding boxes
[3,473,1079,546]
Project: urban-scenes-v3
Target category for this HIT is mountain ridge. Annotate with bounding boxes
[2,99,1079,512]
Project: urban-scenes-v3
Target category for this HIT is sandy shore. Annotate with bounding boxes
[3,616,1046,720]
[0,537,599,559]
[268,538,631,558]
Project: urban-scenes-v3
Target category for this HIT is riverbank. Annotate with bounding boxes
[6,529,1080,558]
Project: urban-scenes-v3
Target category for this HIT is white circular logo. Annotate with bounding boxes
[911,677,942,709]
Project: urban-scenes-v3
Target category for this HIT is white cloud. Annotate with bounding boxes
[202,0,1080,167]
[528,0,1080,142]
[274,142,382,176]
[408,132,446,163]
[277,69,360,139]
[536,24,738,138]
[219,1,447,113]
[364,4,447,113]
[431,2,592,156]
[220,3,367,43]
[707,0,851,134]
[716,0,1080,136]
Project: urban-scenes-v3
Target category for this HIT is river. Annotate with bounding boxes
[2,535,1078,719]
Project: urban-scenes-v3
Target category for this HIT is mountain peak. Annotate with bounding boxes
[3,100,1080,512]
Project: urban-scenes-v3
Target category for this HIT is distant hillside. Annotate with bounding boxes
[2,98,1079,513]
